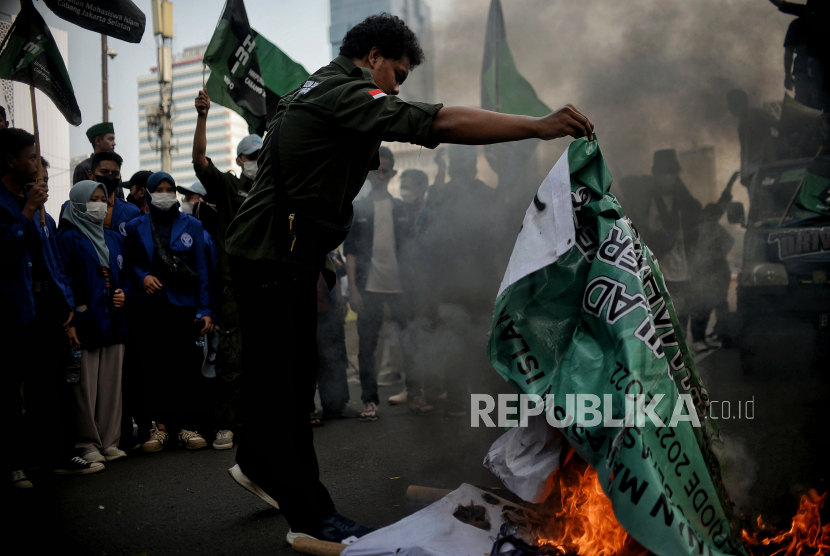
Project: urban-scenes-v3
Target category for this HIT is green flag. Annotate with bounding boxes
[0,0,81,126]
[795,155,830,216]
[205,0,307,134]
[481,0,549,117]
[489,138,746,556]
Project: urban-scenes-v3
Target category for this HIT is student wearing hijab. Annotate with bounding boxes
[56,181,130,464]
[123,172,214,452]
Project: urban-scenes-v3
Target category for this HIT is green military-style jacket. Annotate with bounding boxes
[225,55,443,267]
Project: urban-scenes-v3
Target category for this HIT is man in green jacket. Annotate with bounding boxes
[225,13,593,545]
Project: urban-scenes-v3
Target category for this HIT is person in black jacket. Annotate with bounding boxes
[344,146,432,420]
[639,149,705,350]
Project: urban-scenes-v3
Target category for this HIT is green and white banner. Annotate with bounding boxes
[488,138,746,556]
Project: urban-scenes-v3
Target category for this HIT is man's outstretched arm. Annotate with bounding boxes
[429,104,594,145]
[192,87,210,173]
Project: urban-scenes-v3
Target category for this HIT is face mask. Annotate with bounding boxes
[95,174,121,195]
[241,160,258,181]
[181,201,196,215]
[85,202,108,223]
[400,189,420,203]
[149,192,179,211]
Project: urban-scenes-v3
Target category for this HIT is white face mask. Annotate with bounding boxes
[150,192,179,211]
[181,201,196,215]
[241,160,258,181]
[400,189,420,204]
[85,202,108,223]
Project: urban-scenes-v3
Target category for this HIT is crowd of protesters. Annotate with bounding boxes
[1,103,263,487]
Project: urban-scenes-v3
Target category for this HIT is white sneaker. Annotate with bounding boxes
[286,529,318,545]
[82,451,106,463]
[12,470,32,489]
[691,340,710,354]
[103,446,127,461]
[178,429,207,450]
[142,427,168,453]
[228,464,280,510]
[213,430,234,450]
[388,389,407,405]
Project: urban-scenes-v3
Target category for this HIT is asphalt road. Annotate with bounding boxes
[10,347,827,556]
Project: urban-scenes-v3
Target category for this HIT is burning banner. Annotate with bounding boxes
[487,138,745,555]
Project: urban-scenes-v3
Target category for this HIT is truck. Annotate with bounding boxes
[736,156,830,374]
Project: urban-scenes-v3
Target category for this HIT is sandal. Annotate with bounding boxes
[310,411,325,427]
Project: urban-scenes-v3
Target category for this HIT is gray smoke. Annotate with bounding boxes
[429,0,790,186]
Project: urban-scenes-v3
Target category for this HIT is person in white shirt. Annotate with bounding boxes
[344,147,433,421]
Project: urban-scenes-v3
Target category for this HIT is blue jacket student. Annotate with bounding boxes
[124,203,212,320]
[0,183,73,325]
[59,196,140,236]
[56,224,130,350]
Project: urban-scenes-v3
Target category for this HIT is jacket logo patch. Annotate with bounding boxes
[119,222,127,236]
[298,80,319,95]
[117,254,124,270]
[75,305,88,313]
[181,233,193,248]
[237,190,249,197]
[368,89,386,99]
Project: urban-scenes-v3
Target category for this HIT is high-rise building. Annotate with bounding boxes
[0,8,71,218]
[329,0,440,196]
[137,44,249,190]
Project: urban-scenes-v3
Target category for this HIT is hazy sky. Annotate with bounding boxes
[29,0,790,189]
[35,0,331,179]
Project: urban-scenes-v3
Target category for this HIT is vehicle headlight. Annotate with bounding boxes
[740,263,789,286]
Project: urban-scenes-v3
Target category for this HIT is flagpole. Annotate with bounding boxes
[28,85,45,226]
[494,0,501,113]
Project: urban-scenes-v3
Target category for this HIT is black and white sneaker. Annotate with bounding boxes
[54,457,105,475]
[12,470,33,489]
[286,511,374,545]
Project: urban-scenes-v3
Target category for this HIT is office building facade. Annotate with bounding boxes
[137,45,249,191]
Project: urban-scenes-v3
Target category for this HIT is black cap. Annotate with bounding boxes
[652,149,681,175]
[124,170,153,189]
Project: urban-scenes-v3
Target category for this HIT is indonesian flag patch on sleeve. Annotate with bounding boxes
[368,89,387,99]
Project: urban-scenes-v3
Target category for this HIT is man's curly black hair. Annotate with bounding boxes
[339,13,424,68]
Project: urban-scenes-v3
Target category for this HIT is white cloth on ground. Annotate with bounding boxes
[341,484,512,556]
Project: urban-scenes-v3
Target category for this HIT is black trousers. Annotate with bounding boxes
[356,290,421,404]
[3,290,75,471]
[138,294,210,431]
[231,256,335,534]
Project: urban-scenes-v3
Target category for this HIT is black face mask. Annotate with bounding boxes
[95,173,121,195]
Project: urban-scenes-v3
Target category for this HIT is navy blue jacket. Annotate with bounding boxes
[55,225,130,349]
[0,183,74,325]
[60,196,140,237]
[124,212,212,318]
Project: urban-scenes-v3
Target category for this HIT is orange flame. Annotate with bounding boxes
[535,461,646,556]
[741,490,830,556]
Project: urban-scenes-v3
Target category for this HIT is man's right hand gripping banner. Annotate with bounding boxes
[488,138,746,556]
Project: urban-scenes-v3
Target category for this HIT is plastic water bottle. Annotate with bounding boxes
[66,348,81,383]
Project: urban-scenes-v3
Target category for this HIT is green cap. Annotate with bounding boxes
[86,122,114,143]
